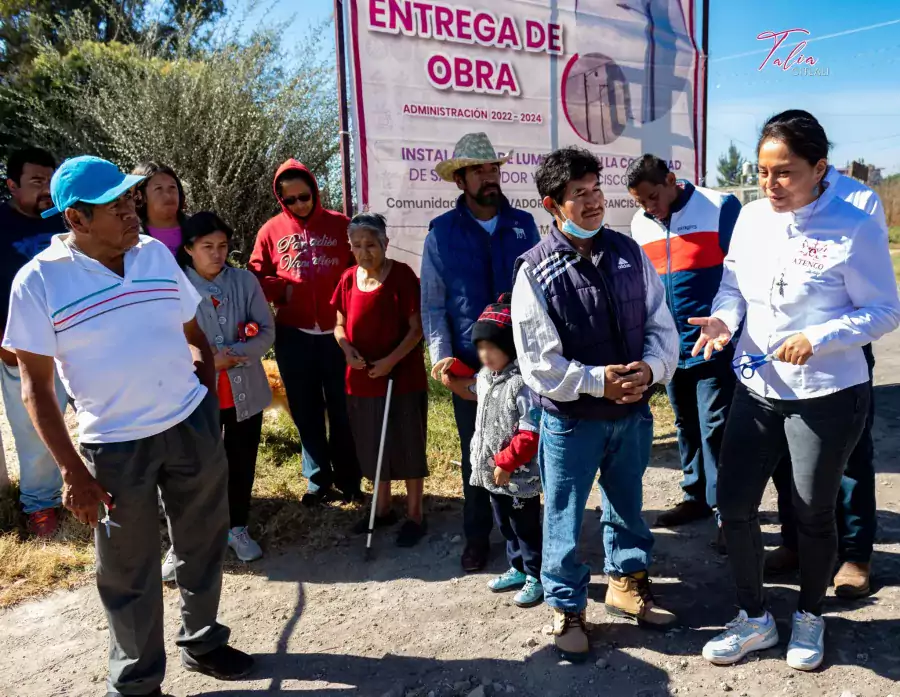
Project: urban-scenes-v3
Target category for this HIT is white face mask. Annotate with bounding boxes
[557,207,603,239]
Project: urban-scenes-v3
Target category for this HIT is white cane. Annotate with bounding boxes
[365,377,394,560]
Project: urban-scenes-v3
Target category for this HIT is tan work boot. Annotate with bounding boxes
[605,571,678,629]
[551,608,590,662]
[834,561,871,599]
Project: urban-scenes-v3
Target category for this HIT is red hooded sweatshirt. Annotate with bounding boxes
[249,160,353,332]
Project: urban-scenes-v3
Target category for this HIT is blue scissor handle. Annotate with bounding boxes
[732,353,775,379]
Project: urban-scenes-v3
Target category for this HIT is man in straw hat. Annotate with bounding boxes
[421,132,539,572]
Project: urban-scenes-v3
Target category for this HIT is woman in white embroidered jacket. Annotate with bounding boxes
[690,111,900,671]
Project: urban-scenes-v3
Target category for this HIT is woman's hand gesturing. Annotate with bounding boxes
[687,317,733,360]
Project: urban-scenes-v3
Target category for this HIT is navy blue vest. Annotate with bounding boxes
[516,226,649,420]
[430,196,540,368]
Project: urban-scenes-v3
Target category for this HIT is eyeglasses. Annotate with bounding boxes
[732,352,776,379]
[281,194,312,206]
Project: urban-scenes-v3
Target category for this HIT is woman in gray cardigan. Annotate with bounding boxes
[176,212,275,564]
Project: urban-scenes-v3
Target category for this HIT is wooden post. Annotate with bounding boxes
[701,0,710,185]
[334,0,354,216]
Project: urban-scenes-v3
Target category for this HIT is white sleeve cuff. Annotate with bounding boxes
[584,365,606,397]
[643,355,667,386]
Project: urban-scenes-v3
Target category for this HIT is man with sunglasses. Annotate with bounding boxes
[3,155,253,695]
[249,159,362,506]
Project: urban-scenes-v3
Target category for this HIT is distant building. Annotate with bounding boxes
[837,161,882,186]
[714,185,761,206]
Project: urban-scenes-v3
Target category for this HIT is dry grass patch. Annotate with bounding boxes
[0,374,676,606]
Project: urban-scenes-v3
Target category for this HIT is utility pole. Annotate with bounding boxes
[333,0,354,216]
[701,0,710,185]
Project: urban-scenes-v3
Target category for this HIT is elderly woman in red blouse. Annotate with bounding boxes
[331,213,429,547]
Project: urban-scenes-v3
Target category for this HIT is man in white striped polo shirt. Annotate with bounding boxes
[2,156,253,696]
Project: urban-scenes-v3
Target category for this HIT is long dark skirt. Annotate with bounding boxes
[347,390,429,482]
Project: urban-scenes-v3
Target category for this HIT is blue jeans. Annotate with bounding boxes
[0,362,68,513]
[666,356,736,510]
[539,407,655,612]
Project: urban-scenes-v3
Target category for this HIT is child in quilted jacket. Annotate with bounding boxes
[467,295,544,608]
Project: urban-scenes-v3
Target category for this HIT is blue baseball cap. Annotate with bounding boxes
[41,155,146,219]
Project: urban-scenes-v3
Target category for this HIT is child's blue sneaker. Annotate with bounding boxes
[514,576,544,608]
[488,567,527,593]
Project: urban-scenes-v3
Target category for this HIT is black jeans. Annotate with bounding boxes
[490,493,542,579]
[718,382,869,616]
[275,326,361,495]
[666,355,736,509]
[452,394,493,544]
[221,408,263,528]
[773,343,877,563]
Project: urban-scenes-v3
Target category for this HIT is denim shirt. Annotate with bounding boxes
[186,266,275,420]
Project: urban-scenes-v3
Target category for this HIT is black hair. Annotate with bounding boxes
[6,147,56,184]
[276,168,318,202]
[758,110,831,165]
[132,161,187,225]
[177,211,234,270]
[624,154,670,189]
[534,147,602,204]
[62,201,94,232]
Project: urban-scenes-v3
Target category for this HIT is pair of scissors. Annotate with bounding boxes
[99,502,121,538]
[732,353,776,379]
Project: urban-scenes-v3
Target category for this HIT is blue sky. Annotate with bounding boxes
[231,0,900,176]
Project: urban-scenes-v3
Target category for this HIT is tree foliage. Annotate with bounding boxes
[0,0,225,75]
[716,141,744,187]
[0,4,341,262]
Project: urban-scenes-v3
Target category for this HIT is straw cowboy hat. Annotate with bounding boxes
[435,132,513,182]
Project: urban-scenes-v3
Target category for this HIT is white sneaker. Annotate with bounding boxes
[786,611,825,671]
[161,546,176,583]
[702,610,779,665]
[228,526,263,562]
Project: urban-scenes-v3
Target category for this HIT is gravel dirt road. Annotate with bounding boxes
[1,336,899,697]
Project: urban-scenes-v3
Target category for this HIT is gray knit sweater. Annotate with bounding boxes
[469,362,541,499]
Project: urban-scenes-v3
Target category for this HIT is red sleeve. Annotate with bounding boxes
[330,270,351,315]
[493,430,539,473]
[248,225,288,305]
[395,263,421,320]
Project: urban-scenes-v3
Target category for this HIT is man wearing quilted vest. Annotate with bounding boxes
[626,155,742,550]
[511,147,679,662]
[421,133,540,573]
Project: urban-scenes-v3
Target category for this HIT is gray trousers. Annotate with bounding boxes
[81,391,230,695]
[718,382,869,617]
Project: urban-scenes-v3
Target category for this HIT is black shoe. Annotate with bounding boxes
[301,487,341,508]
[340,489,366,504]
[301,492,323,508]
[461,540,490,572]
[654,501,713,528]
[764,545,800,577]
[352,509,399,535]
[710,526,727,555]
[182,644,255,681]
[396,518,428,547]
